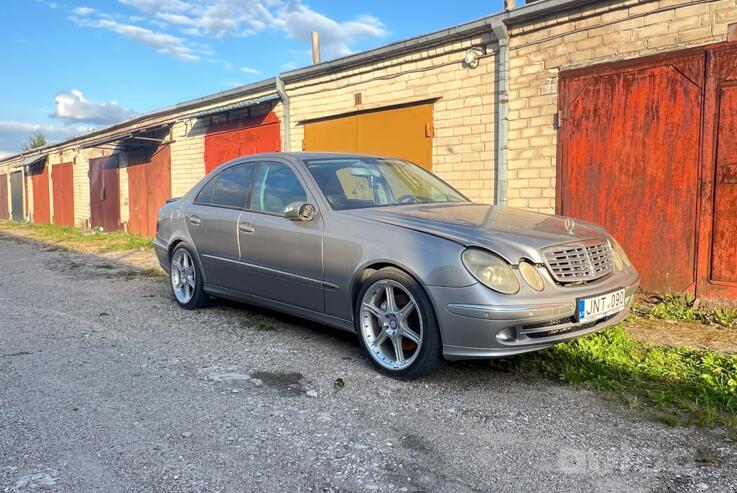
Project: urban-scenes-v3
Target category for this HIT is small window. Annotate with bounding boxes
[194,176,218,204]
[250,162,307,215]
[197,164,253,208]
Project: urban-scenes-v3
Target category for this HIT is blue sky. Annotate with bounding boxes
[0,0,503,157]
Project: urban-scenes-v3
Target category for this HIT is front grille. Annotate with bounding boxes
[541,239,614,284]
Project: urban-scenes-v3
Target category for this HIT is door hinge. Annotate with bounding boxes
[553,111,562,130]
[425,122,435,138]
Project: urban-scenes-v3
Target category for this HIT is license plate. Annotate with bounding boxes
[577,289,626,323]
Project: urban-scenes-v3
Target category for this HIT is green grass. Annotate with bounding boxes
[635,294,737,329]
[518,325,737,434]
[0,220,152,252]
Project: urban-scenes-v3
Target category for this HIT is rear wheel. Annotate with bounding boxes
[170,244,210,309]
[356,267,442,379]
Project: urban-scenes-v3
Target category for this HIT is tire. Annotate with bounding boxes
[355,267,442,379]
[169,244,210,309]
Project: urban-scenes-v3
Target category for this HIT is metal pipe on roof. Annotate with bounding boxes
[311,32,321,64]
[491,19,509,207]
[276,76,290,152]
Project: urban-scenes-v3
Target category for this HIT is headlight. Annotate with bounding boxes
[462,248,520,294]
[609,237,632,271]
[519,260,544,291]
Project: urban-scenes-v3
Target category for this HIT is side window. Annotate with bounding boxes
[194,176,217,204]
[197,164,253,208]
[250,162,307,215]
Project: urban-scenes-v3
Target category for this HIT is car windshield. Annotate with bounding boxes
[304,157,469,210]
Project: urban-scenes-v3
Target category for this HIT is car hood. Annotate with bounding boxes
[344,203,608,263]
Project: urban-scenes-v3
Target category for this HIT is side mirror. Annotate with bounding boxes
[284,202,317,222]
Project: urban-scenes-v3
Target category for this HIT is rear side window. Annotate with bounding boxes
[195,164,253,208]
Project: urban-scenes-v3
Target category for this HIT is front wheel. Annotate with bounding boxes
[169,244,210,309]
[356,267,442,379]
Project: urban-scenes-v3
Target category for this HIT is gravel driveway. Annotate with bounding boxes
[1,231,735,492]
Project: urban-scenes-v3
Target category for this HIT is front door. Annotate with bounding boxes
[238,160,324,312]
[185,162,254,291]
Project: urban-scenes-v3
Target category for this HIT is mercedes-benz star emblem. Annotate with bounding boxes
[564,218,576,235]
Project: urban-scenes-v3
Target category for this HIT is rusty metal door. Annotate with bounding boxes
[89,155,120,231]
[30,163,51,224]
[558,51,705,293]
[52,162,74,226]
[0,174,9,220]
[303,102,434,170]
[10,171,23,221]
[697,44,737,300]
[127,144,171,236]
[204,112,280,174]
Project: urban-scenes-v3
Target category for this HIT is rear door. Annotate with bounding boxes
[237,160,324,312]
[185,162,255,290]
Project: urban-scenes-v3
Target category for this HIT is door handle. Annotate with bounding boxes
[239,222,255,234]
[189,215,201,225]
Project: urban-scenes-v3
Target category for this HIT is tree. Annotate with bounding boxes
[22,131,46,151]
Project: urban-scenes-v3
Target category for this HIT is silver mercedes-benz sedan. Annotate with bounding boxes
[154,152,639,379]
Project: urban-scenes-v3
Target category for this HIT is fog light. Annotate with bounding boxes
[496,327,516,342]
[519,260,544,291]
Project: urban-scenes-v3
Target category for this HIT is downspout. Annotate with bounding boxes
[276,75,290,152]
[491,20,509,207]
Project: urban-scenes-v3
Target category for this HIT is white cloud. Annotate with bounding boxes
[156,12,197,26]
[50,90,137,125]
[118,0,191,13]
[0,122,92,156]
[72,6,95,16]
[272,2,387,59]
[71,16,202,62]
[240,66,261,75]
[117,0,387,60]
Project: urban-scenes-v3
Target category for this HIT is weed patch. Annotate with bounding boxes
[0,221,152,252]
[518,326,737,434]
[635,294,737,329]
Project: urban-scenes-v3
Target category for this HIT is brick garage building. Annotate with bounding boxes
[0,0,736,300]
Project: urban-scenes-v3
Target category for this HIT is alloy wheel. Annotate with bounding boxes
[360,279,423,370]
[171,248,196,304]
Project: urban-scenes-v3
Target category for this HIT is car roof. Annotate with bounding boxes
[241,151,399,161]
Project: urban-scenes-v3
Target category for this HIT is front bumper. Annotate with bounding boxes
[428,269,640,360]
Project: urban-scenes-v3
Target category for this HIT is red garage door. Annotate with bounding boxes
[558,51,704,293]
[89,155,120,231]
[0,174,9,220]
[127,144,171,236]
[697,43,737,301]
[52,162,74,227]
[31,163,51,224]
[558,43,737,301]
[204,112,280,174]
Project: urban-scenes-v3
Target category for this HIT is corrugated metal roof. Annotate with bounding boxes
[180,93,280,120]
[80,122,173,149]
[12,154,46,168]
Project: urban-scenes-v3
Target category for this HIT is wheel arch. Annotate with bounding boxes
[350,262,441,340]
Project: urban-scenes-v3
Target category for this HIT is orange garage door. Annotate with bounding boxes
[303,103,434,170]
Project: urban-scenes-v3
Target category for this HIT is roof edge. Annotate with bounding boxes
[279,0,606,83]
[0,78,277,165]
